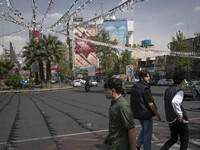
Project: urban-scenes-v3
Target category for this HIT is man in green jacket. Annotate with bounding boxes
[103,78,136,150]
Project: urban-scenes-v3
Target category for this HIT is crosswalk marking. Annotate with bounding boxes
[156,142,192,150]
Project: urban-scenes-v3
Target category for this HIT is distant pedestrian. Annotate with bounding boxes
[103,78,136,150]
[161,72,189,150]
[130,70,162,150]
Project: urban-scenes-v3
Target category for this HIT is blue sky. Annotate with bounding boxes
[0,0,200,54]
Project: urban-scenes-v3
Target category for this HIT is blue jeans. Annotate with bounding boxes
[136,118,153,150]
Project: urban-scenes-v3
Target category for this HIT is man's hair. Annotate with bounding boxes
[104,78,122,94]
[138,70,150,81]
[173,72,185,84]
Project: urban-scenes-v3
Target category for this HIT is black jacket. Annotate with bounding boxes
[130,81,156,120]
[164,85,188,122]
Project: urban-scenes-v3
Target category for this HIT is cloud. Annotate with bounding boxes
[1,36,27,54]
[171,22,185,28]
[49,13,63,20]
[194,6,200,12]
[105,25,115,31]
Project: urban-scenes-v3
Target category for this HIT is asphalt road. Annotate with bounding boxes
[0,84,200,150]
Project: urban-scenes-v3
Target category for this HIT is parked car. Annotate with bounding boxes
[157,79,174,86]
[73,80,81,87]
[89,80,98,87]
[125,81,136,93]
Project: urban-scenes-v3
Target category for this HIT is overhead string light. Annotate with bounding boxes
[54,0,144,34]
[38,0,54,26]
[48,0,79,30]
[51,30,200,59]
[70,0,144,29]
[6,0,25,20]
[0,29,27,38]
[48,0,94,31]
[0,4,32,30]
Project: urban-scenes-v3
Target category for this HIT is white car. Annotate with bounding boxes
[157,79,174,86]
[73,80,81,87]
[79,79,86,84]
[89,80,98,87]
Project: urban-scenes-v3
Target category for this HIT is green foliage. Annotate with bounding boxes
[116,50,136,74]
[0,58,14,78]
[91,30,119,75]
[153,71,159,80]
[6,74,22,88]
[182,83,195,89]
[167,30,193,74]
[58,61,72,79]
[23,34,65,88]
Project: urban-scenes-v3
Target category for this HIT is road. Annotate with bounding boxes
[0,84,199,150]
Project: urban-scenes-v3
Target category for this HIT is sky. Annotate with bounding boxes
[0,0,200,54]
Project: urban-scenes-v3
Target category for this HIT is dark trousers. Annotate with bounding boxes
[161,120,189,150]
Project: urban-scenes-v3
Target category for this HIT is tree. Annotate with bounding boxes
[39,34,65,88]
[0,58,14,90]
[58,60,72,80]
[23,39,46,88]
[167,30,193,78]
[117,50,136,74]
[91,30,118,75]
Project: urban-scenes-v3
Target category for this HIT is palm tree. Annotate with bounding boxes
[23,39,46,88]
[0,58,14,90]
[39,34,65,88]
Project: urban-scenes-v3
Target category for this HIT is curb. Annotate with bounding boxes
[0,86,73,94]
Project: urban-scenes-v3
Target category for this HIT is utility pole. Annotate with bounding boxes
[67,19,73,72]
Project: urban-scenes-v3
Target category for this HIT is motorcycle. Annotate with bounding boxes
[85,85,90,92]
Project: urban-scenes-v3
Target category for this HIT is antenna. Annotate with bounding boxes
[101,0,103,16]
[0,3,4,47]
[187,23,189,38]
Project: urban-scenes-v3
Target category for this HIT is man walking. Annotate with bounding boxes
[161,72,189,150]
[103,78,136,150]
[130,70,162,150]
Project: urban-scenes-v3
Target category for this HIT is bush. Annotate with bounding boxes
[6,74,23,89]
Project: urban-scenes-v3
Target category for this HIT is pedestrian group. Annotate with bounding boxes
[103,70,189,150]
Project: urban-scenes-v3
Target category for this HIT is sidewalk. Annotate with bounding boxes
[2,119,199,150]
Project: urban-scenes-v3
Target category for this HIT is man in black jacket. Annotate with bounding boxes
[130,70,162,150]
[161,72,189,150]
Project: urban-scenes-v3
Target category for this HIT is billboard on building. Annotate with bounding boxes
[73,27,97,68]
[103,20,128,52]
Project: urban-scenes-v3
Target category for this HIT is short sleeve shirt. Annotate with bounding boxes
[143,88,154,103]
[109,96,135,150]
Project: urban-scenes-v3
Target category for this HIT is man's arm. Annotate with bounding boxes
[148,102,162,121]
[128,128,136,150]
[171,90,184,122]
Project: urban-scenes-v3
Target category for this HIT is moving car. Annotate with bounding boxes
[125,81,136,94]
[157,79,174,86]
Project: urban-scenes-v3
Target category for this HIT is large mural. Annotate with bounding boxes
[103,20,128,52]
[73,28,97,68]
